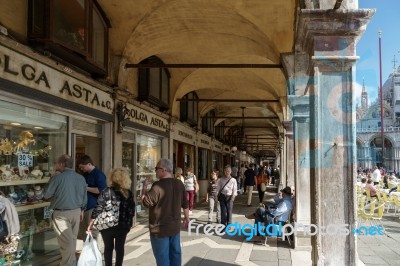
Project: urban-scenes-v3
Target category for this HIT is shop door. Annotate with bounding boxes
[72,134,102,169]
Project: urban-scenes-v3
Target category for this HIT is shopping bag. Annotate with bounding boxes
[77,232,102,266]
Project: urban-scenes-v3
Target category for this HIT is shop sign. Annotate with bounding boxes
[198,135,211,149]
[214,144,222,152]
[178,130,193,140]
[125,103,168,132]
[0,45,113,114]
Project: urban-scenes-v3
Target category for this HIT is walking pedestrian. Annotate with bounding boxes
[142,159,190,266]
[77,155,107,241]
[243,164,257,206]
[184,167,198,214]
[88,168,135,266]
[256,168,268,203]
[206,171,220,224]
[216,165,237,226]
[175,167,184,183]
[44,154,87,266]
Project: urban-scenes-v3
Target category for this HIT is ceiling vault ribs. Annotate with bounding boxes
[125,63,283,69]
[177,99,279,102]
[213,116,279,119]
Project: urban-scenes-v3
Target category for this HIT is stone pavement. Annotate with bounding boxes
[357,207,400,266]
[46,185,400,266]
[123,186,312,266]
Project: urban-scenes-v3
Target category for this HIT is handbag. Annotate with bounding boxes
[217,178,232,202]
[0,217,8,239]
[0,234,20,255]
[260,182,266,192]
[77,232,102,266]
[93,188,120,231]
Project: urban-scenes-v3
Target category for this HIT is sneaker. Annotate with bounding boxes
[245,213,256,219]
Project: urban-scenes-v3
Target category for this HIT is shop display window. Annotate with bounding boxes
[0,100,67,264]
[136,134,161,223]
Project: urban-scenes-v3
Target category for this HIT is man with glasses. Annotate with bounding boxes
[142,159,190,266]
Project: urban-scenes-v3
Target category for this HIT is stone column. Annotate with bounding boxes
[283,120,295,187]
[296,9,374,265]
[288,95,311,249]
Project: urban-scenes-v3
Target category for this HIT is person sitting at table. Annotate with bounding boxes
[388,175,399,193]
[365,178,377,198]
[360,178,367,194]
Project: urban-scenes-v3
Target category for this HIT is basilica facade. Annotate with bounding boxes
[356,65,400,172]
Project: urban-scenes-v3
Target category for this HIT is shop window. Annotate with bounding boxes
[0,100,67,263]
[180,92,198,127]
[202,110,215,136]
[28,0,109,77]
[138,56,170,111]
[135,134,161,223]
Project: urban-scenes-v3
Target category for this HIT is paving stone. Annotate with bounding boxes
[277,248,291,259]
[278,259,293,266]
[250,250,278,262]
[252,260,279,266]
[361,255,389,265]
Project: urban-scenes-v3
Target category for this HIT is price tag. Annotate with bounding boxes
[18,154,33,167]
[44,207,53,219]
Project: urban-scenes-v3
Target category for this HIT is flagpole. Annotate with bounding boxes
[379,30,384,167]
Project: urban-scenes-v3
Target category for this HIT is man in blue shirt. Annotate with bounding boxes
[77,155,107,240]
[248,186,293,237]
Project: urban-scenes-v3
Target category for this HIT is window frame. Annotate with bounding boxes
[138,56,171,111]
[180,92,198,127]
[27,0,110,76]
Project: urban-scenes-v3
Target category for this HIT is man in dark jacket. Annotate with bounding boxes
[243,164,257,207]
[142,159,190,266]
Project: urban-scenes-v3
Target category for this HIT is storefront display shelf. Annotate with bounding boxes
[16,201,50,212]
[137,172,154,176]
[0,178,50,187]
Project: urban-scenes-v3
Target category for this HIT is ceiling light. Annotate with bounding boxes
[34,126,44,130]
[11,122,21,126]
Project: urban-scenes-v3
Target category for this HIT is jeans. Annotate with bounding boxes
[254,207,275,236]
[101,228,130,266]
[186,190,195,211]
[150,233,181,266]
[208,197,220,222]
[219,196,233,226]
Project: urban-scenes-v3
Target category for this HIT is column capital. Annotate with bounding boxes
[296,9,375,71]
[288,95,309,120]
[282,120,293,136]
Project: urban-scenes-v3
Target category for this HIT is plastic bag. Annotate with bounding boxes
[77,232,102,266]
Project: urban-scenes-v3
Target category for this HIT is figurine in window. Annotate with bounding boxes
[0,138,13,155]
[14,131,36,153]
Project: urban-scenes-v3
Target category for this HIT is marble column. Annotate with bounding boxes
[296,9,374,265]
[288,95,311,249]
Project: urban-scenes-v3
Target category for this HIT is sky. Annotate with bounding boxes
[356,0,400,105]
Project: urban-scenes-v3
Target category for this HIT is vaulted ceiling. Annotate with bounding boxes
[98,0,297,155]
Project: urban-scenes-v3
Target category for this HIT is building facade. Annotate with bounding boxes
[356,66,400,172]
[0,0,374,265]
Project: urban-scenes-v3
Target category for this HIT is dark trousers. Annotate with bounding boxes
[101,227,130,266]
[219,196,233,226]
[257,184,265,203]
